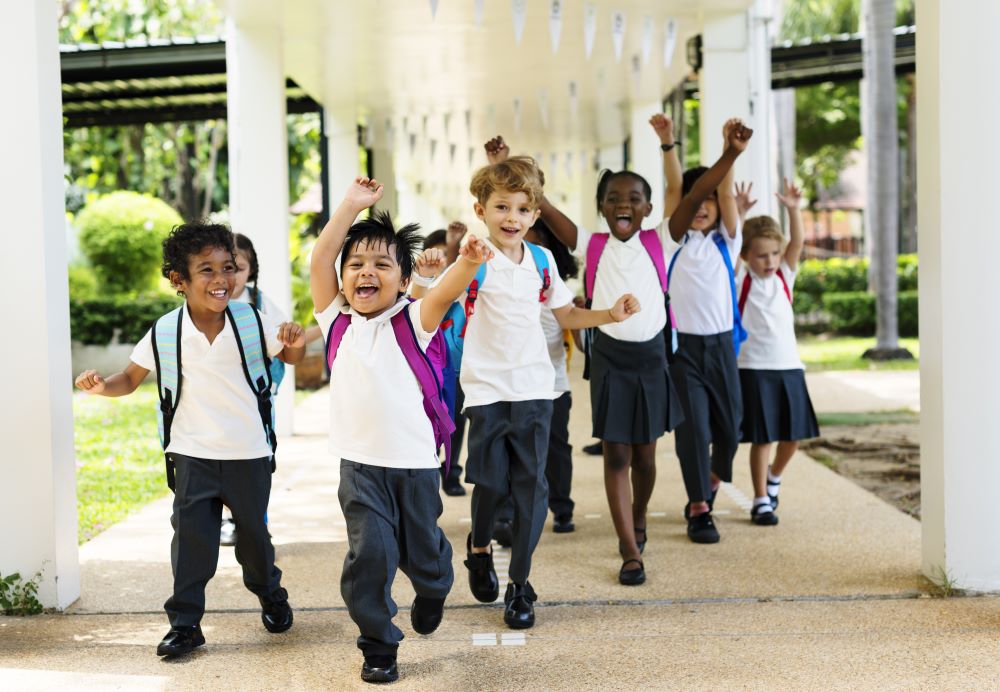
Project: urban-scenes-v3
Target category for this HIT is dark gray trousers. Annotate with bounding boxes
[165,453,283,627]
[466,399,553,584]
[339,461,454,658]
[670,332,743,504]
[442,382,467,484]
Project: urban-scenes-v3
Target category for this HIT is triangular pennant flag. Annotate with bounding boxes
[409,133,417,155]
[549,0,563,54]
[430,138,438,161]
[402,115,409,133]
[564,152,574,178]
[430,0,439,19]
[538,89,549,131]
[612,11,626,62]
[443,111,452,136]
[584,3,597,59]
[631,54,642,91]
[569,81,579,120]
[512,0,527,45]
[469,146,476,168]
[474,0,485,26]
[422,114,429,134]
[464,108,472,135]
[664,18,677,69]
[641,15,654,65]
[450,143,457,163]
[580,149,588,173]
[513,98,522,132]
[549,153,559,178]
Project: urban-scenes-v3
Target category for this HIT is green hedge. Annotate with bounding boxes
[821,290,919,337]
[70,295,182,346]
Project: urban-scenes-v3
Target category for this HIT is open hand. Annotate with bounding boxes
[734,181,758,216]
[484,136,510,165]
[75,369,106,395]
[610,294,641,322]
[416,247,448,277]
[649,114,675,144]
[775,177,802,209]
[723,118,753,152]
[459,236,494,265]
[278,322,306,349]
[446,221,468,247]
[343,176,384,210]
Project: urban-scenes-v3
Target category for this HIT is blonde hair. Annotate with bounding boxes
[741,215,785,256]
[469,155,545,208]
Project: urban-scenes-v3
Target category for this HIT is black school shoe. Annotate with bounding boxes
[410,595,445,635]
[260,588,293,633]
[552,514,575,533]
[503,581,537,629]
[619,559,645,586]
[582,441,603,455]
[687,512,721,544]
[751,503,779,526]
[156,625,205,657]
[464,534,499,603]
[492,519,513,547]
[442,478,466,496]
[361,656,399,684]
[683,486,719,519]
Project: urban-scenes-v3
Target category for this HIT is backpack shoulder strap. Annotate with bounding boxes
[738,273,753,315]
[325,309,352,368]
[461,263,488,337]
[711,232,748,354]
[584,233,610,302]
[776,268,793,303]
[226,301,277,453]
[524,241,552,302]
[637,230,668,293]
[152,306,184,450]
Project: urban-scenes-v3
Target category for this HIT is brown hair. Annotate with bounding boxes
[741,215,785,257]
[469,155,545,208]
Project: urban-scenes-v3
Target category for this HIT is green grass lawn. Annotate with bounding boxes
[73,383,168,543]
[798,336,920,371]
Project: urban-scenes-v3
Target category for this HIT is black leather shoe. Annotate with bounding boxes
[687,512,721,544]
[156,625,205,657]
[410,595,445,635]
[260,589,293,633]
[492,519,513,547]
[503,581,537,629]
[619,558,646,586]
[683,486,719,519]
[464,534,499,603]
[361,658,399,684]
[582,441,603,455]
[442,478,466,496]
[552,514,575,533]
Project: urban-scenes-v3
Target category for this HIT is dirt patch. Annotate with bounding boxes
[800,422,921,519]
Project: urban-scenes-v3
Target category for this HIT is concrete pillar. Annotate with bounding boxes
[225,19,295,435]
[917,0,1000,591]
[629,102,666,228]
[0,1,79,609]
[324,106,360,215]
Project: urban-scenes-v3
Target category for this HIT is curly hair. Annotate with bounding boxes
[340,210,421,287]
[470,155,545,208]
[595,170,652,213]
[161,222,235,290]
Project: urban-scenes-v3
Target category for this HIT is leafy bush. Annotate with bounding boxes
[822,290,918,337]
[70,295,182,345]
[0,570,43,616]
[68,264,99,301]
[76,191,182,295]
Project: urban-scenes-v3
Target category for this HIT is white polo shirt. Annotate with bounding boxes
[130,303,284,460]
[458,239,574,407]
[662,220,741,336]
[736,261,804,370]
[574,225,667,343]
[315,295,439,469]
[235,287,290,324]
[540,305,570,393]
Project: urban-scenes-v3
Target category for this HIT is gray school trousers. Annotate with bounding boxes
[465,399,553,585]
[338,461,454,658]
[165,453,284,627]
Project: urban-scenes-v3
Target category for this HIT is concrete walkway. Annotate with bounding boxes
[3,365,998,690]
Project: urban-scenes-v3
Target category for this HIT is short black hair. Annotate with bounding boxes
[595,170,653,213]
[529,218,579,281]
[682,166,710,196]
[423,229,447,250]
[161,222,235,284]
[234,233,261,305]
[340,210,420,284]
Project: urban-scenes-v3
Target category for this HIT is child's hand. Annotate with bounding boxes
[446,221,468,247]
[649,114,675,144]
[416,247,448,278]
[610,294,641,322]
[734,181,758,216]
[75,369,106,395]
[484,136,510,165]
[278,322,306,349]
[459,236,494,265]
[343,176,384,210]
[775,177,802,209]
[723,118,753,152]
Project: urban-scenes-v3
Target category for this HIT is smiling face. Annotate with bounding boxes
[341,238,407,317]
[744,236,783,277]
[475,188,541,253]
[601,175,653,241]
[171,245,236,314]
[691,193,720,233]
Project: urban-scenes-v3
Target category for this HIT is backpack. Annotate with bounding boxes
[325,299,457,472]
[667,231,749,356]
[582,230,677,376]
[737,270,792,315]
[152,301,277,490]
[250,287,287,393]
[439,241,552,375]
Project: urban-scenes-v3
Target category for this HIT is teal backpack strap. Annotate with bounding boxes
[151,306,184,490]
[226,301,277,454]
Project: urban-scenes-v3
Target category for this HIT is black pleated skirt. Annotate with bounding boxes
[738,368,820,444]
[590,330,683,444]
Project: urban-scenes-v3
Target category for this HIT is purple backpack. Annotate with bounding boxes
[326,301,456,471]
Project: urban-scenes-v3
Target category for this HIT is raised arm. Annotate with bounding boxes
[734,181,759,228]
[275,322,306,365]
[718,119,748,237]
[444,221,468,266]
[310,177,384,313]
[75,362,150,397]
[650,114,682,220]
[776,177,805,272]
[552,293,640,330]
[419,237,494,332]
[410,247,448,300]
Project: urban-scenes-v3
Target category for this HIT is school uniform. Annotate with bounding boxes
[130,303,287,627]
[736,261,820,443]
[574,226,683,444]
[458,238,573,584]
[315,294,454,660]
[663,222,744,504]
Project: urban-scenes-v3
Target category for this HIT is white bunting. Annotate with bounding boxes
[512,0,527,45]
[580,149,588,173]
[549,0,563,54]
[513,98,522,132]
[422,114,429,134]
[584,3,597,59]
[409,133,417,155]
[450,143,457,163]
[474,0,485,26]
[443,111,452,136]
[549,153,558,178]
[631,54,641,90]
[402,115,409,133]
[641,15,654,65]
[469,146,476,168]
[612,11,626,62]
[430,138,438,161]
[664,18,677,69]
[564,152,574,178]
[569,81,579,120]
[538,89,549,131]
[464,108,472,135]
[430,0,439,19]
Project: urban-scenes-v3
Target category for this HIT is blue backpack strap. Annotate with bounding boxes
[226,301,277,454]
[711,232,749,355]
[151,306,184,489]
[524,241,552,301]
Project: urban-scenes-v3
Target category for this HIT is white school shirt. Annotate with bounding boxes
[234,287,290,325]
[458,239,574,407]
[573,225,667,342]
[540,305,570,393]
[661,220,742,336]
[130,303,284,460]
[314,294,439,469]
[736,261,804,370]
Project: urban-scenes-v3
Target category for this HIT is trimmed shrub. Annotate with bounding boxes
[821,290,918,337]
[68,264,99,301]
[70,295,182,346]
[76,192,182,295]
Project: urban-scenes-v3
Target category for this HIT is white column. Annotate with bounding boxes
[0,1,79,609]
[629,102,665,228]
[918,0,1000,591]
[324,106,360,215]
[225,19,295,435]
[699,1,775,216]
